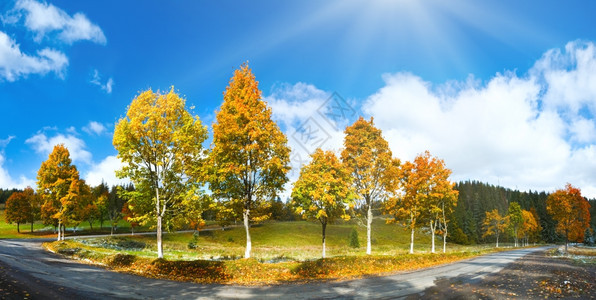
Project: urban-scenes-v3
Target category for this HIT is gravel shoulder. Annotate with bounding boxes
[417,249,596,299]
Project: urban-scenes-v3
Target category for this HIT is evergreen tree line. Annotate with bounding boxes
[449,180,596,245]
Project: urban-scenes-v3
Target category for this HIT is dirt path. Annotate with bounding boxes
[417,249,596,299]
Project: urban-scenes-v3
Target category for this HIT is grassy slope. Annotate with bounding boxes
[79,218,438,261]
[0,207,148,239]
[45,220,505,285]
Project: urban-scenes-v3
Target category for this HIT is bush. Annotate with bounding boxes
[348,227,360,248]
[110,254,136,267]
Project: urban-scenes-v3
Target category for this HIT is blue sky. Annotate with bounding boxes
[1,0,596,197]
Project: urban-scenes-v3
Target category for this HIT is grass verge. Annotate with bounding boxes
[44,238,506,285]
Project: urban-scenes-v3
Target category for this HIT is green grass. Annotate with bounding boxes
[0,207,152,239]
[62,218,469,261]
[43,217,526,284]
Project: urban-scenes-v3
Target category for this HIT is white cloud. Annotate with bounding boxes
[25,132,92,165]
[569,118,596,144]
[11,0,106,44]
[362,41,596,198]
[0,153,35,189]
[266,83,358,199]
[84,155,128,187]
[0,31,67,81]
[533,40,596,116]
[82,121,106,136]
[89,69,114,93]
[0,137,34,189]
[266,41,596,198]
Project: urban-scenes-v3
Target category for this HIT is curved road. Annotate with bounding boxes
[0,239,550,299]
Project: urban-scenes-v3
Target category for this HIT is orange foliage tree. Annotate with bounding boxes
[37,144,81,241]
[546,183,591,252]
[482,209,509,247]
[519,209,541,246]
[5,187,37,233]
[342,117,398,255]
[291,149,354,258]
[385,151,457,254]
[208,63,290,259]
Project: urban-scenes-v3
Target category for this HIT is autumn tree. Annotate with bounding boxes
[114,87,208,258]
[291,149,354,258]
[342,117,397,255]
[428,156,458,253]
[507,202,523,247]
[92,182,110,229]
[73,181,95,231]
[546,184,591,252]
[519,209,541,246]
[482,209,509,247]
[5,188,35,233]
[208,63,290,259]
[121,199,139,234]
[37,144,81,241]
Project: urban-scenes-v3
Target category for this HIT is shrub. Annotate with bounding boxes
[348,227,360,248]
[110,254,136,267]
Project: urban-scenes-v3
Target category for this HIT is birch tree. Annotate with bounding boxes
[208,63,290,258]
[482,209,509,247]
[342,117,397,255]
[113,87,208,258]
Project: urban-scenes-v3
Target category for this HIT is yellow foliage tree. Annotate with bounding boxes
[113,87,208,258]
[291,149,354,258]
[342,117,398,255]
[208,64,290,258]
[482,209,509,247]
[519,209,541,246]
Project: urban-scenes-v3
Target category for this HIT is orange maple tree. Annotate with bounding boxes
[385,151,457,254]
[37,144,81,240]
[342,117,398,255]
[208,63,290,258]
[5,187,37,233]
[546,183,591,252]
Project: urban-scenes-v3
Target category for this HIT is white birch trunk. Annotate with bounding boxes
[410,227,415,254]
[156,187,163,259]
[430,220,436,253]
[244,209,251,259]
[366,203,372,255]
[57,220,61,241]
[443,232,447,253]
[322,222,327,259]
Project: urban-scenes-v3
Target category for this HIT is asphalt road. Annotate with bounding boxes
[0,239,551,299]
